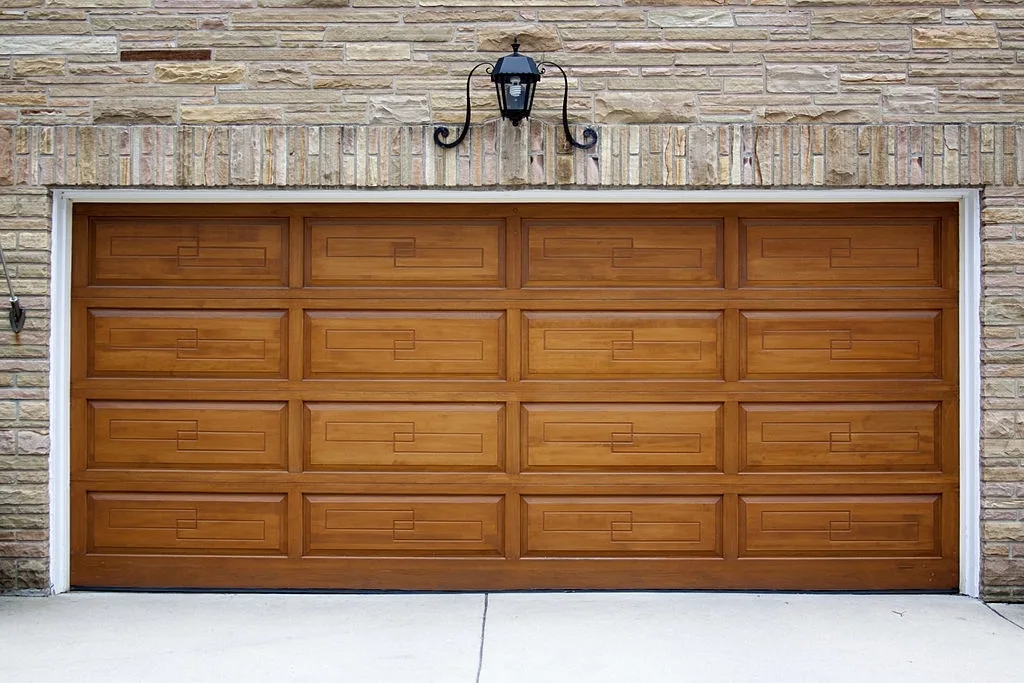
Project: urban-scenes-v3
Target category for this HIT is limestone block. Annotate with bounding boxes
[181,106,283,124]
[0,36,117,55]
[250,65,309,88]
[368,95,429,125]
[595,93,696,123]
[12,58,64,76]
[477,25,561,52]
[984,242,1024,265]
[759,106,876,124]
[325,26,453,43]
[92,101,176,124]
[912,26,999,49]
[347,44,411,61]
[767,64,839,93]
[649,9,734,28]
[155,63,245,84]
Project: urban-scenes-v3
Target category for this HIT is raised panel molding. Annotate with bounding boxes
[306,311,505,379]
[741,310,941,379]
[522,496,722,558]
[739,495,941,558]
[523,404,721,471]
[88,401,288,470]
[524,312,722,379]
[523,219,722,287]
[741,218,940,287]
[305,403,504,471]
[304,495,504,557]
[89,218,288,286]
[307,219,504,287]
[87,492,287,555]
[740,403,941,472]
[88,309,287,378]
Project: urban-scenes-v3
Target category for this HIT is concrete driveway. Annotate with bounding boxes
[1,592,1022,683]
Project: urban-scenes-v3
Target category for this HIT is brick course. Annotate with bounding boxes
[1,1,1023,599]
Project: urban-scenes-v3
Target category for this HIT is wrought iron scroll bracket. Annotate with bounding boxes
[434,62,494,149]
[538,61,598,150]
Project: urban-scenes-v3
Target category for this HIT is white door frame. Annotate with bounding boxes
[48,187,983,596]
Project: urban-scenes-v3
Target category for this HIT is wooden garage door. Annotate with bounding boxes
[70,203,959,590]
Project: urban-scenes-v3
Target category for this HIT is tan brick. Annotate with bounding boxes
[347,44,411,61]
[155,63,246,84]
[913,26,1000,50]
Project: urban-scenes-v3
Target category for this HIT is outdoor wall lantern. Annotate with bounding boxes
[0,241,25,333]
[434,38,598,151]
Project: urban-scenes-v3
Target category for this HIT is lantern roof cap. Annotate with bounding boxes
[491,37,541,84]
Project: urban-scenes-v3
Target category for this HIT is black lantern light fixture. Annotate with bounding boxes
[434,38,598,151]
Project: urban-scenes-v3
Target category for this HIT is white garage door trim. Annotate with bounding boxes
[47,187,982,596]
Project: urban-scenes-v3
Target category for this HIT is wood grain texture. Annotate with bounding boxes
[70,202,960,591]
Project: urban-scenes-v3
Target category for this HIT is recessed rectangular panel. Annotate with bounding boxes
[88,310,287,378]
[740,495,941,557]
[524,312,722,379]
[87,492,287,555]
[90,218,287,286]
[306,403,504,471]
[741,403,940,472]
[742,311,940,379]
[89,401,287,470]
[522,496,721,557]
[304,495,503,557]
[306,311,504,379]
[523,404,721,471]
[524,220,721,287]
[742,219,940,287]
[307,219,503,286]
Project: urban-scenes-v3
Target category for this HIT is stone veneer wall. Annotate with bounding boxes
[1,0,1024,599]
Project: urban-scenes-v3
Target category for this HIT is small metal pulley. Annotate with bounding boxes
[0,240,25,333]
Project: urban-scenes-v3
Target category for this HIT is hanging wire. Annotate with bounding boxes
[0,241,25,333]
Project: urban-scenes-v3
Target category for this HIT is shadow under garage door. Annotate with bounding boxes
[69,202,960,590]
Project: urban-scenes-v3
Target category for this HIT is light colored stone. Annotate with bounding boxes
[368,95,429,125]
[180,106,283,124]
[767,64,839,94]
[812,9,940,24]
[595,93,696,123]
[347,44,411,61]
[882,85,937,114]
[758,106,875,124]
[325,26,453,43]
[477,25,561,52]
[913,26,999,50]
[155,63,246,84]
[12,58,64,76]
[0,36,116,55]
[649,9,735,28]
[93,101,176,124]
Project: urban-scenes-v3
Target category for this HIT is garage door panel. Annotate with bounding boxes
[71,203,959,591]
[524,220,721,287]
[742,311,940,379]
[524,312,722,379]
[87,492,287,555]
[305,403,504,471]
[523,404,721,471]
[89,218,288,287]
[304,495,504,557]
[741,219,940,287]
[740,403,940,472]
[307,219,504,287]
[739,494,941,557]
[306,311,504,378]
[88,401,288,470]
[522,496,722,557]
[88,310,287,378]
